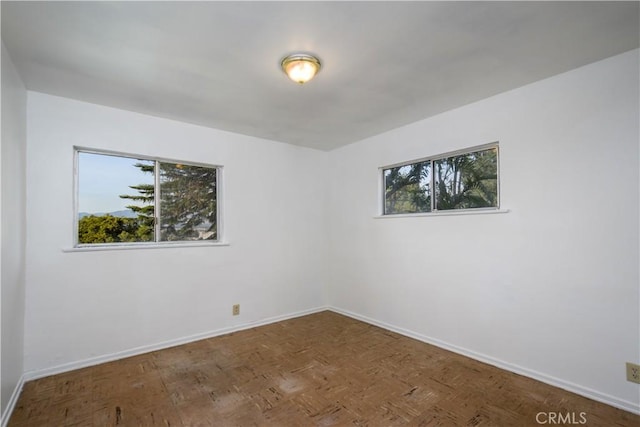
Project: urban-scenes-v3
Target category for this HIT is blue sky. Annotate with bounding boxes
[78,152,154,213]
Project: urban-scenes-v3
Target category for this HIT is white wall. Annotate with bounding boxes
[23,93,328,373]
[1,43,27,416]
[327,50,640,411]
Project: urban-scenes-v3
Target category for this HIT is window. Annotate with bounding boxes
[76,149,220,246]
[382,144,498,215]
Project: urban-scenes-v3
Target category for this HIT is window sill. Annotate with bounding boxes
[374,208,510,219]
[62,241,230,253]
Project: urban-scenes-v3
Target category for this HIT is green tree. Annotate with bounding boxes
[117,162,217,242]
[78,214,142,243]
[384,162,430,214]
[435,149,497,210]
[159,163,217,241]
[119,162,155,242]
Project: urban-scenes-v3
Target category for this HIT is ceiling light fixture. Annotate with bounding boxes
[281,53,321,84]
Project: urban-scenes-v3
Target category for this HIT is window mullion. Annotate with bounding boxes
[155,160,161,242]
[430,160,435,212]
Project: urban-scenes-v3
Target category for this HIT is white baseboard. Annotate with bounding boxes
[1,373,25,427]
[329,306,640,415]
[23,306,329,382]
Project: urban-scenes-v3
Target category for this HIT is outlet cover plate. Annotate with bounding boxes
[626,362,640,384]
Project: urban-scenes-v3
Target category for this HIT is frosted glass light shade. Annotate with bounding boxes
[281,54,321,84]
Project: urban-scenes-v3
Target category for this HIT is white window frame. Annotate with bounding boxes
[379,142,502,217]
[71,147,225,250]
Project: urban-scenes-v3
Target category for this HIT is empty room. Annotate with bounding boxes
[1,1,639,426]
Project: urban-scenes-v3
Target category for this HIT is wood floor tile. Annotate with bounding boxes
[8,311,639,426]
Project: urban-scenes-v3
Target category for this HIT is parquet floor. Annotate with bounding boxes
[8,311,639,426]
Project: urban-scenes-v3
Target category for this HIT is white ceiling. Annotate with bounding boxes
[2,1,638,151]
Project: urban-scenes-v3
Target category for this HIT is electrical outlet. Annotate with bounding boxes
[626,362,640,384]
[232,304,240,316]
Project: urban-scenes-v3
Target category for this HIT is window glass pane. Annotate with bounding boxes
[384,161,431,214]
[434,148,498,210]
[159,162,217,241]
[77,152,154,243]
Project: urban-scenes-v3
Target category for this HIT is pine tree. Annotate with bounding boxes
[118,162,217,242]
[159,163,217,241]
[119,162,155,241]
